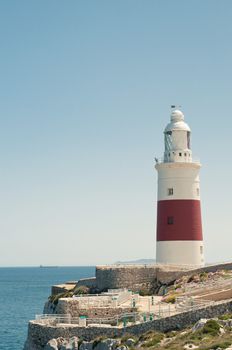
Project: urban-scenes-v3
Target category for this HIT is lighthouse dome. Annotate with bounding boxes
[165,109,191,133]
[171,109,184,122]
[164,120,191,133]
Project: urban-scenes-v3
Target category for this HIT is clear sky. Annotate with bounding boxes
[0,0,232,266]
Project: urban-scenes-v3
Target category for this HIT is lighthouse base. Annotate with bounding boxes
[156,240,204,267]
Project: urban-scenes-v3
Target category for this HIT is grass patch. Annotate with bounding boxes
[165,331,177,338]
[49,285,90,306]
[139,289,152,296]
[49,291,74,305]
[204,340,232,349]
[143,333,164,347]
[163,294,177,304]
[199,272,208,282]
[219,313,232,320]
[201,320,221,336]
[174,284,181,290]
[73,285,90,295]
[135,322,232,350]
[139,331,163,342]
[121,333,138,345]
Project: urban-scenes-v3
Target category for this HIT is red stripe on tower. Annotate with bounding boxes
[156,200,203,241]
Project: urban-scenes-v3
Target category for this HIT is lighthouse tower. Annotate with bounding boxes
[155,107,204,267]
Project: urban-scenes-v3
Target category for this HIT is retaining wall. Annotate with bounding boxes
[95,262,232,291]
[56,298,135,319]
[96,265,158,291]
[25,298,232,350]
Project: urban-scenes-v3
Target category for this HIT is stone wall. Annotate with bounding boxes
[56,298,135,319]
[25,298,232,350]
[95,264,196,291]
[96,265,158,291]
[96,262,232,292]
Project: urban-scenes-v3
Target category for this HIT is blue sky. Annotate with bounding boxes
[0,0,232,266]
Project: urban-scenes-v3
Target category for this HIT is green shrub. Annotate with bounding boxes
[144,333,164,347]
[139,331,164,345]
[139,289,152,296]
[163,294,177,304]
[165,331,177,338]
[206,341,232,349]
[189,332,204,343]
[139,331,157,342]
[78,338,83,346]
[199,272,208,281]
[174,284,181,290]
[201,320,220,336]
[219,313,232,320]
[73,285,90,295]
[49,291,74,305]
[121,333,138,345]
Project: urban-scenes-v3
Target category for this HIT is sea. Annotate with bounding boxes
[0,266,95,350]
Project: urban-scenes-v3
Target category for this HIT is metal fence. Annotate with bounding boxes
[35,312,140,327]
[175,296,214,312]
[35,296,216,328]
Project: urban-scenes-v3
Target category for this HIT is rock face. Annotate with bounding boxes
[125,339,135,347]
[44,339,58,349]
[79,341,93,350]
[44,337,79,350]
[44,301,56,314]
[94,339,120,350]
[42,338,122,350]
[191,318,208,332]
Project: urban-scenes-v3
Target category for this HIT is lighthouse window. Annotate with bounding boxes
[200,246,203,254]
[179,152,182,156]
[167,216,174,225]
[168,188,173,196]
[197,188,200,196]
[187,131,191,149]
[164,131,173,152]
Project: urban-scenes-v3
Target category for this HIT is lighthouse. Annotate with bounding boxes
[155,107,204,267]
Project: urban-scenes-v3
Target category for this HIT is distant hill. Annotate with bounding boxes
[114,258,156,265]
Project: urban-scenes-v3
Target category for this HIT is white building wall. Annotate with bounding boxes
[156,162,201,201]
[156,241,205,267]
